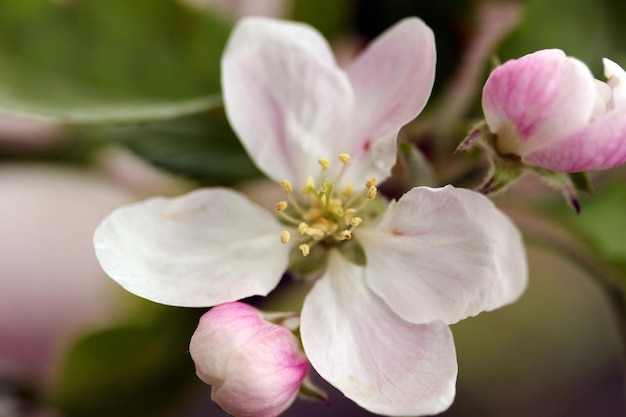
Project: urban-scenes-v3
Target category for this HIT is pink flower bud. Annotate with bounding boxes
[482,49,626,172]
[189,302,307,417]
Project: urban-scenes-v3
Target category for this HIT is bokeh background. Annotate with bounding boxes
[1,0,625,416]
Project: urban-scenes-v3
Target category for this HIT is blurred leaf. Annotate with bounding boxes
[0,0,231,123]
[499,0,626,73]
[54,307,204,417]
[291,0,353,38]
[569,182,626,262]
[88,107,263,183]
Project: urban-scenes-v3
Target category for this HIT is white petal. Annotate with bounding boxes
[222,17,354,186]
[301,251,457,416]
[94,188,290,307]
[356,186,528,325]
[344,17,436,185]
[603,57,626,109]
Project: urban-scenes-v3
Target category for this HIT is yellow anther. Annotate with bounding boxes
[280,231,291,244]
[318,158,330,170]
[305,227,325,240]
[339,230,352,240]
[299,244,310,256]
[350,217,363,227]
[366,177,377,188]
[281,180,293,194]
[343,208,357,225]
[367,186,377,200]
[338,153,351,164]
[275,201,288,212]
[297,222,309,235]
[342,184,354,197]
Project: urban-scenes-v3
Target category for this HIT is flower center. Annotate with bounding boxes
[275,153,378,257]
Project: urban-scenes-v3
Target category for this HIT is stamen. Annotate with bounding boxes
[280,231,291,244]
[333,153,351,188]
[281,180,293,194]
[367,186,377,200]
[318,158,330,171]
[350,217,363,227]
[297,222,309,235]
[299,244,310,256]
[275,201,288,212]
[338,230,352,240]
[338,153,351,164]
[366,177,377,188]
[343,208,357,225]
[342,184,353,197]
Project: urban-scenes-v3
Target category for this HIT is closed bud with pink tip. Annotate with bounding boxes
[189,302,308,417]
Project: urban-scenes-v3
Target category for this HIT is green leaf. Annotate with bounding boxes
[54,308,204,417]
[87,107,263,183]
[0,0,231,123]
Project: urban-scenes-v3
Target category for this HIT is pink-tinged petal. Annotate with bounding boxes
[94,188,290,307]
[356,186,527,325]
[482,49,597,155]
[301,251,457,416]
[190,302,307,417]
[523,107,626,171]
[222,17,354,186]
[344,17,436,185]
[603,58,626,109]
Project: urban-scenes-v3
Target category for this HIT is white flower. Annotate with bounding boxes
[94,17,527,416]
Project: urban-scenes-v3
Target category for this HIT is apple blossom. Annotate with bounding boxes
[94,17,527,416]
[189,302,307,417]
[482,49,626,172]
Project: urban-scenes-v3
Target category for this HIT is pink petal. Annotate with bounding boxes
[94,188,290,307]
[482,49,597,155]
[190,302,307,417]
[356,186,527,325]
[222,17,354,186]
[523,107,626,171]
[301,251,457,416]
[344,17,436,185]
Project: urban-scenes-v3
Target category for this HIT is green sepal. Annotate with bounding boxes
[476,156,525,196]
[337,240,367,266]
[568,171,595,194]
[298,376,329,404]
[288,244,329,279]
[397,141,437,187]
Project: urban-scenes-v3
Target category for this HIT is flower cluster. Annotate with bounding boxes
[94,17,528,417]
